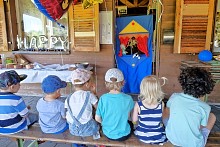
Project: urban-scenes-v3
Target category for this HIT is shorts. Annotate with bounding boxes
[201,127,210,146]
[69,119,99,137]
[26,113,38,128]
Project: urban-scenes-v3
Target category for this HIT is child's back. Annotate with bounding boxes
[97,92,133,139]
[0,92,28,134]
[95,68,134,141]
[165,93,210,146]
[134,101,166,144]
[37,98,67,133]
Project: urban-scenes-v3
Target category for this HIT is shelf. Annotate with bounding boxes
[12,50,70,55]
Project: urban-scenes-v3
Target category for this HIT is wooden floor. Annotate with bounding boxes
[0,96,219,147]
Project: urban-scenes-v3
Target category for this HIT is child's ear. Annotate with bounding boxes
[9,85,14,90]
[56,89,61,93]
[122,80,125,86]
[85,82,89,88]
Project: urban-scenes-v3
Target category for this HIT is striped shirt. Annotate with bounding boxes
[134,101,167,144]
[0,92,28,134]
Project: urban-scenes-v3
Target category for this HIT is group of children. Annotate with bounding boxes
[0,66,216,147]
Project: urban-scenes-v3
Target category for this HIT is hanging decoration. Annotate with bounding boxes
[82,0,103,9]
[32,0,73,28]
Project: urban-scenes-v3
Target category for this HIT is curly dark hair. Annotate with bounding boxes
[178,67,215,98]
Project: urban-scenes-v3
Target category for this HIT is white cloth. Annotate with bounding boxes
[65,90,97,124]
[0,69,72,83]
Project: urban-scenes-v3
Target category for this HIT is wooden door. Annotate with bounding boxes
[174,0,215,53]
[0,0,8,51]
[69,4,100,52]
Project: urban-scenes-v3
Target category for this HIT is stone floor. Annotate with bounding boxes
[0,96,219,147]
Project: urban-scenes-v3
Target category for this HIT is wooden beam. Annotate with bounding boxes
[138,0,148,7]
[119,0,135,8]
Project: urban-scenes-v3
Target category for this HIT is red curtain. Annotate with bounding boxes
[137,35,149,56]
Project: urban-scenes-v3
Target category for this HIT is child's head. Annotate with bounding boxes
[179,67,215,98]
[71,68,93,90]
[0,70,27,93]
[139,75,164,104]
[105,68,124,91]
[42,75,67,97]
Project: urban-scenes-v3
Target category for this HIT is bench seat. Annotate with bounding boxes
[0,124,173,147]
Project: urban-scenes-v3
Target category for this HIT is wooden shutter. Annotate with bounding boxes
[69,4,100,52]
[174,0,215,53]
[0,0,8,51]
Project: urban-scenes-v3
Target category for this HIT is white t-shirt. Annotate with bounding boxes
[65,90,98,124]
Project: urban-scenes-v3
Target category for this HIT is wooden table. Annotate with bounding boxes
[181,60,220,81]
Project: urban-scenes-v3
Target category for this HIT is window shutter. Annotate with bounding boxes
[69,4,100,52]
[0,0,8,51]
[174,0,215,53]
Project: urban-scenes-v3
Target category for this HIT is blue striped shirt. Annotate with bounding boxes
[0,92,28,134]
[134,101,167,144]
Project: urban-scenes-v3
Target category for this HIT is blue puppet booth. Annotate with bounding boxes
[116,15,153,93]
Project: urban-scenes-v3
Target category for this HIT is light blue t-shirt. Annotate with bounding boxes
[96,93,134,139]
[166,93,211,147]
[36,98,67,134]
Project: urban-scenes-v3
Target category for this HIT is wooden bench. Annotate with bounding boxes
[0,124,173,147]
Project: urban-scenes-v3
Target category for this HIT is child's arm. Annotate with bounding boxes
[16,97,29,118]
[95,114,102,123]
[132,102,139,124]
[93,103,97,109]
[162,106,170,121]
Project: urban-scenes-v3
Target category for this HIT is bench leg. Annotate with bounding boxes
[17,139,39,147]
[17,139,24,147]
[27,140,39,147]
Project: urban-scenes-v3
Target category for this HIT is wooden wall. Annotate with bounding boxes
[3,0,220,103]
[159,0,220,103]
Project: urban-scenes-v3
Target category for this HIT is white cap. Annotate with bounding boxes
[105,68,124,83]
[71,68,92,85]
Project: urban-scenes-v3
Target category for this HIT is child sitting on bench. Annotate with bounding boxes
[132,75,167,144]
[95,68,134,141]
[36,75,68,134]
[0,70,38,134]
[163,67,216,146]
[65,68,100,143]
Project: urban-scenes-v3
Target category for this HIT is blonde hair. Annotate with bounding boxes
[139,75,165,105]
[105,79,124,91]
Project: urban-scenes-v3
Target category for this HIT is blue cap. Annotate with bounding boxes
[41,75,67,94]
[0,70,27,88]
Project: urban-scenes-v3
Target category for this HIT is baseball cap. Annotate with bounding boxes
[0,70,27,88]
[105,68,124,83]
[42,75,67,94]
[71,68,92,85]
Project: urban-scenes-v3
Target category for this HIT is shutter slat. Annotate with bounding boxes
[174,0,214,53]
